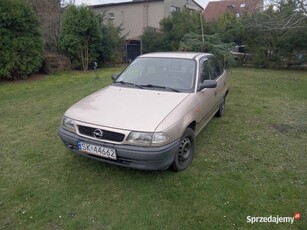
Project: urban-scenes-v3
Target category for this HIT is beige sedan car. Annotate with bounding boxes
[58,52,229,171]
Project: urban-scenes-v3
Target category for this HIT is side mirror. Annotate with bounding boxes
[111,73,119,81]
[198,80,217,91]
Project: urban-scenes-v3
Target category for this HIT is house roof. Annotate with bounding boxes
[92,0,203,10]
[203,0,261,21]
[187,0,204,10]
[92,0,163,9]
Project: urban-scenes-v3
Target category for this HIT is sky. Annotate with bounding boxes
[74,0,210,9]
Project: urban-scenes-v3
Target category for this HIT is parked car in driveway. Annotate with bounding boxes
[58,52,229,171]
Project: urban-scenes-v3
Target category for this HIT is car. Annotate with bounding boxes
[58,52,229,171]
[230,45,252,64]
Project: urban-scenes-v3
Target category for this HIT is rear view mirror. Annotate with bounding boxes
[111,73,119,81]
[198,80,217,91]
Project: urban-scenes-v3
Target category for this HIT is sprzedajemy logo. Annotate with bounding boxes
[247,212,301,224]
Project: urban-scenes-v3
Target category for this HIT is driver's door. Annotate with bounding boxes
[195,58,218,133]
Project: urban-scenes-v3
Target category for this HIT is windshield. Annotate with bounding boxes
[114,57,196,92]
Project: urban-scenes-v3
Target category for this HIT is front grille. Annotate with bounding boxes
[78,125,125,142]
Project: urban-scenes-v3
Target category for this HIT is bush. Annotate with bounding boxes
[98,24,125,66]
[40,51,71,74]
[0,0,43,80]
[58,5,102,71]
[141,27,164,53]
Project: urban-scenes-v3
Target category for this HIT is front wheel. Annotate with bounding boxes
[170,128,195,172]
[215,97,226,117]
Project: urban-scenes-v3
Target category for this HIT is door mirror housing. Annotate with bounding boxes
[198,80,217,91]
[111,73,119,81]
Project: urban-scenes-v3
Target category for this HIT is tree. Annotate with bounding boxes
[140,9,234,65]
[245,0,307,31]
[26,0,62,50]
[58,5,102,70]
[141,9,204,52]
[141,27,164,53]
[242,0,307,67]
[179,32,235,67]
[212,11,244,45]
[159,9,202,51]
[97,22,126,65]
[0,0,43,80]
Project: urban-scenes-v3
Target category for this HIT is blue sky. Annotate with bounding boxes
[74,0,210,9]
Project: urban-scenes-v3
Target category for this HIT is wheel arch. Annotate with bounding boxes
[186,121,196,132]
[225,89,229,97]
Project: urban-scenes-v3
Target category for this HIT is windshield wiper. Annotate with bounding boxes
[115,81,143,89]
[140,84,180,92]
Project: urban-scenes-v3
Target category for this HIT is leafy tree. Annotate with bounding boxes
[199,0,307,68]
[143,0,306,68]
[141,27,164,53]
[141,9,232,65]
[98,23,126,65]
[213,11,244,45]
[242,1,307,67]
[249,0,307,31]
[159,9,202,51]
[179,32,235,67]
[58,5,102,70]
[141,9,209,52]
[0,0,43,80]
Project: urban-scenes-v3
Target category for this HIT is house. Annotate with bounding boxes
[91,0,203,61]
[203,0,263,21]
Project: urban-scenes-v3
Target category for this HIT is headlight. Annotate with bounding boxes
[127,132,168,146]
[62,117,76,133]
[152,133,169,144]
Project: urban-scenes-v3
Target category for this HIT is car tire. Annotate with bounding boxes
[215,97,226,117]
[170,128,195,172]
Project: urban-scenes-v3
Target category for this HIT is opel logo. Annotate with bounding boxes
[93,129,104,139]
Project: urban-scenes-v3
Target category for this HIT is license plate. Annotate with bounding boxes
[77,141,117,160]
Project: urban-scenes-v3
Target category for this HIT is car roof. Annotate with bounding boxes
[139,52,212,60]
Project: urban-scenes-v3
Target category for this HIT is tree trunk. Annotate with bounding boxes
[80,38,89,71]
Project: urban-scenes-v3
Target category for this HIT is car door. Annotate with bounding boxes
[195,58,218,132]
[208,55,227,107]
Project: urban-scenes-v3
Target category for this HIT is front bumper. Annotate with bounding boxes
[58,127,180,170]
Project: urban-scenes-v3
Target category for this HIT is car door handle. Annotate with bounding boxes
[214,91,217,96]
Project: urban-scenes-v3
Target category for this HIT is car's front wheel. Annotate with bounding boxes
[170,128,195,172]
[215,97,226,117]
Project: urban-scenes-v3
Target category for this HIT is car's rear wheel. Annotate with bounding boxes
[215,97,226,117]
[170,128,195,172]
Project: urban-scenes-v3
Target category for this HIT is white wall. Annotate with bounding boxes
[93,2,164,40]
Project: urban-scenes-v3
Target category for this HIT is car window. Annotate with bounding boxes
[199,60,211,83]
[208,56,223,80]
[116,60,144,82]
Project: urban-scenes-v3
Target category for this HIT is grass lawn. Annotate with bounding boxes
[0,67,306,229]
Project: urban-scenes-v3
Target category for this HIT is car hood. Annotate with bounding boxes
[65,86,190,132]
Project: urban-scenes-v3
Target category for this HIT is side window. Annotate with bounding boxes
[208,56,223,80]
[199,60,211,83]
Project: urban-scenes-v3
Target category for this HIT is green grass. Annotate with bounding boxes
[0,67,306,229]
